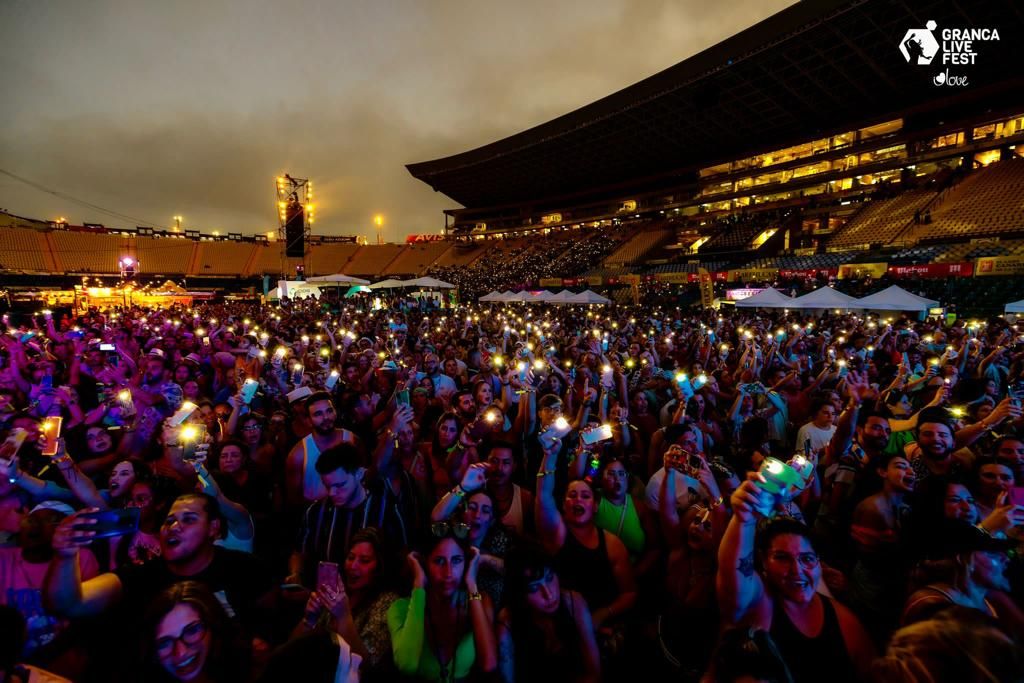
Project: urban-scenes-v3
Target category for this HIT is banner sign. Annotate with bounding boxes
[975,256,1024,277]
[838,262,888,279]
[778,268,837,279]
[727,268,778,283]
[725,288,765,301]
[888,262,973,278]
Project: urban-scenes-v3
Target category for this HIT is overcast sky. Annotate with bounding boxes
[0,0,792,242]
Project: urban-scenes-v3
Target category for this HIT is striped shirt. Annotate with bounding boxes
[296,480,411,584]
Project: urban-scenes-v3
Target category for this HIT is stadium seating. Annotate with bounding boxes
[915,157,1024,240]
[136,236,194,275]
[49,230,126,274]
[827,188,935,249]
[194,241,255,276]
[604,226,674,265]
[0,227,51,273]
[343,245,406,277]
[306,244,361,276]
[432,241,496,268]
[248,243,287,276]
[382,242,450,276]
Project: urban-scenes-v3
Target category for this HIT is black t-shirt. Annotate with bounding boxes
[116,547,274,627]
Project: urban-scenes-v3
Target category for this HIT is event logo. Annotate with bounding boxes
[899,21,939,64]
[899,20,1000,87]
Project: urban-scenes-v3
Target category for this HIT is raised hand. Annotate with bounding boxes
[460,462,488,493]
[407,551,427,590]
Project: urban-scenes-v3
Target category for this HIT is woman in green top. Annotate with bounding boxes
[387,532,497,682]
[594,457,659,578]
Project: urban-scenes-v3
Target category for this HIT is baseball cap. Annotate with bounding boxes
[30,500,75,517]
[923,520,1017,560]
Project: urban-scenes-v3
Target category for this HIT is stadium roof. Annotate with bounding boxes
[408,0,1024,209]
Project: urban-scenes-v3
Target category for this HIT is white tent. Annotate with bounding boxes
[856,285,938,312]
[529,290,556,302]
[1006,299,1024,313]
[306,273,370,285]
[734,287,794,309]
[478,291,503,302]
[569,289,611,305]
[404,276,456,289]
[547,290,578,304]
[790,286,859,310]
[368,278,407,289]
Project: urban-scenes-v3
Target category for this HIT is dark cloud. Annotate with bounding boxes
[0,0,793,240]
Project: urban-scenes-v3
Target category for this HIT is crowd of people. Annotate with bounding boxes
[1,294,1024,682]
[428,226,629,300]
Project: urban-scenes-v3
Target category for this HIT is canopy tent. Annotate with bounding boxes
[404,276,456,289]
[855,285,939,312]
[368,278,407,289]
[789,286,859,310]
[734,287,794,309]
[568,289,612,305]
[306,273,370,285]
[547,289,578,304]
[1006,299,1024,313]
[529,290,556,301]
[345,285,371,297]
[478,290,503,302]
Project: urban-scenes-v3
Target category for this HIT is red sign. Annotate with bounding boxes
[779,268,837,279]
[404,234,445,243]
[887,262,974,278]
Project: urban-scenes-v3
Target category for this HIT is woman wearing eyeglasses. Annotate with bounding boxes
[234,413,276,476]
[141,581,249,683]
[387,532,497,681]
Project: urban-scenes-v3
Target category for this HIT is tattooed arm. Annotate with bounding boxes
[716,474,770,626]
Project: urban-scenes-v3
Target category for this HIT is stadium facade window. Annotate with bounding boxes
[858,119,903,139]
[973,123,997,141]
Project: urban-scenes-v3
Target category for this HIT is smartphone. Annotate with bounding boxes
[40,374,53,392]
[99,343,115,352]
[291,364,305,386]
[241,378,259,405]
[169,401,198,427]
[180,424,207,462]
[325,370,340,391]
[396,389,410,406]
[40,416,62,456]
[117,389,136,418]
[580,423,614,445]
[317,561,340,589]
[1008,487,1024,507]
[74,507,140,540]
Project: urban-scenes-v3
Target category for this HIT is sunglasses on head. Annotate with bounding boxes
[431,521,470,539]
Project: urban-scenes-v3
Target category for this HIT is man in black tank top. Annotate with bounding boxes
[717,478,875,682]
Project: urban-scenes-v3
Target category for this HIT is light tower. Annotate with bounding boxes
[275,174,314,275]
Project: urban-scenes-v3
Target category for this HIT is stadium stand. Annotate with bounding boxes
[915,157,1024,241]
[49,230,126,274]
[431,242,495,269]
[0,226,51,273]
[194,240,255,276]
[342,244,406,277]
[136,236,195,275]
[827,188,935,249]
[306,243,361,276]
[603,225,674,265]
[248,242,287,276]
[381,241,450,276]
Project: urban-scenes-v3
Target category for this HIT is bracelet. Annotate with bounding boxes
[537,469,556,478]
[452,485,467,498]
[468,591,483,602]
